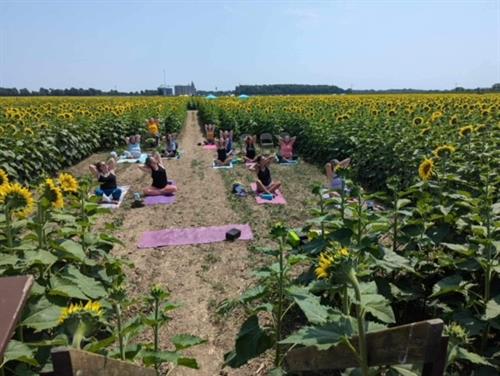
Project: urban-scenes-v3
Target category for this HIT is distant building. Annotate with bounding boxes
[174,82,196,96]
[158,85,173,96]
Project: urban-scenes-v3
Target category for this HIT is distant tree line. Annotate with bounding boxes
[234,84,345,95]
[0,87,164,96]
[352,84,500,95]
[1,83,499,97]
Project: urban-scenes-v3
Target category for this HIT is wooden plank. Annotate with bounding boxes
[51,347,156,376]
[285,319,445,372]
[0,275,34,360]
[422,335,449,376]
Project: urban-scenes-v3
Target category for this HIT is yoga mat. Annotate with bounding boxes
[99,186,129,209]
[275,156,299,165]
[203,144,217,150]
[144,181,176,206]
[213,161,233,169]
[251,183,287,205]
[278,160,299,166]
[144,195,176,205]
[117,153,148,164]
[138,224,254,248]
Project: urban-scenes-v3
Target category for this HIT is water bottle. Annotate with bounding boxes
[134,192,141,201]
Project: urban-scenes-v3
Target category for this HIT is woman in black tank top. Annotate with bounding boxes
[253,155,282,194]
[244,135,257,162]
[89,158,122,202]
[214,138,232,166]
[140,152,177,196]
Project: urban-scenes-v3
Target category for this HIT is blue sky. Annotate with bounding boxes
[0,0,498,91]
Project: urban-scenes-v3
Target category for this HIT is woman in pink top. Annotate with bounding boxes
[277,134,296,162]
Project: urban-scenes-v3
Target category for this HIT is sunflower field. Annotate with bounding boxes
[0,97,211,374]
[196,94,499,190]
[0,97,187,183]
[196,95,500,374]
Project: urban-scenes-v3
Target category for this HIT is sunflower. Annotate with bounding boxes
[58,172,79,193]
[59,300,103,325]
[413,117,424,126]
[481,109,490,118]
[0,168,9,189]
[475,124,487,132]
[388,109,397,116]
[42,178,64,209]
[420,127,431,136]
[459,125,474,137]
[449,115,458,125]
[418,158,435,181]
[433,145,456,158]
[315,253,334,279]
[431,111,443,121]
[0,183,35,218]
[59,303,83,324]
[83,300,103,316]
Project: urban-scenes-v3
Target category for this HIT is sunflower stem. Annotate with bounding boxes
[392,186,398,253]
[348,269,369,376]
[275,237,285,367]
[340,180,346,221]
[154,296,160,376]
[4,205,13,250]
[114,302,125,361]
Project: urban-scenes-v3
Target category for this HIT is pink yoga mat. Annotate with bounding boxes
[251,183,287,205]
[203,144,217,150]
[138,224,254,248]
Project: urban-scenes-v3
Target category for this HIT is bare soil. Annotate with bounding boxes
[68,111,326,375]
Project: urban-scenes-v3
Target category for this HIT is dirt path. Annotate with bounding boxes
[105,111,263,375]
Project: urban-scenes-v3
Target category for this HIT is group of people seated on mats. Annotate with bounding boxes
[120,132,178,160]
[90,152,177,204]
[90,131,179,204]
[89,125,353,204]
[205,125,352,198]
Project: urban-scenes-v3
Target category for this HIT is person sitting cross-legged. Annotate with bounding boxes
[214,138,232,166]
[139,152,177,196]
[251,155,281,194]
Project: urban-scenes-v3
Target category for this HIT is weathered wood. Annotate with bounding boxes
[51,347,156,376]
[285,319,446,374]
[0,275,33,360]
[422,335,449,376]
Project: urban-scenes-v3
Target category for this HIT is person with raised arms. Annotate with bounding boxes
[124,134,142,159]
[204,124,216,145]
[164,133,178,158]
[325,157,351,195]
[244,135,257,162]
[252,154,281,194]
[139,152,177,196]
[89,157,122,203]
[277,134,297,162]
[214,137,232,166]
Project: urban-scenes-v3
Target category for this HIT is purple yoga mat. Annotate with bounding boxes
[138,224,253,248]
[251,183,287,205]
[144,195,176,205]
[143,181,176,206]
